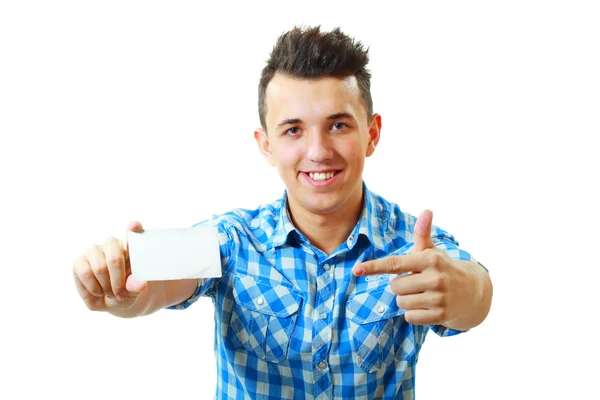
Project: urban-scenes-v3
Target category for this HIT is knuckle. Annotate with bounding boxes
[74,262,94,280]
[112,285,125,297]
[434,308,448,322]
[73,258,87,275]
[105,256,122,268]
[438,273,449,289]
[430,272,448,290]
[104,236,119,244]
[430,274,443,289]
[79,268,96,282]
[85,245,100,260]
[426,250,441,267]
[92,262,109,277]
[434,293,447,307]
[386,256,400,272]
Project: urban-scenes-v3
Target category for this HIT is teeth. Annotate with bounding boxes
[308,171,336,181]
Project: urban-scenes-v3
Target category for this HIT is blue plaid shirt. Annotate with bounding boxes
[169,182,477,399]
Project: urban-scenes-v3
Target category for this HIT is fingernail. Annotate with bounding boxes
[353,265,364,275]
[116,295,124,302]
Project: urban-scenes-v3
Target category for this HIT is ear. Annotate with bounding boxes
[254,128,276,166]
[365,113,382,157]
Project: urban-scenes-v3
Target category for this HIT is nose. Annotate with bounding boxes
[306,130,333,162]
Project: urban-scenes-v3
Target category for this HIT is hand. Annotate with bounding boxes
[73,221,148,312]
[352,210,475,326]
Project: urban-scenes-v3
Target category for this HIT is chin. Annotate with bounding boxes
[300,193,345,214]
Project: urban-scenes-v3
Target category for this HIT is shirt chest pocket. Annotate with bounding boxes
[346,284,416,373]
[228,274,303,363]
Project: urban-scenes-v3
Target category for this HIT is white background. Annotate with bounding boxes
[1,1,598,399]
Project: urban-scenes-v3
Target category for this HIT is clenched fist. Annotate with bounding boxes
[72,221,148,312]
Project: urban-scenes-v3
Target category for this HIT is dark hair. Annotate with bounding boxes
[258,26,372,130]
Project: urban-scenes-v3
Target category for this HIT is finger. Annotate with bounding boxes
[124,220,144,262]
[73,256,104,297]
[396,292,443,310]
[73,275,105,311]
[73,273,96,303]
[87,245,114,298]
[391,269,449,295]
[391,273,429,295]
[404,309,445,326]
[103,236,127,301]
[413,209,435,252]
[353,253,430,276]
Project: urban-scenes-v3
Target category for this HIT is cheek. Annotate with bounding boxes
[340,139,367,163]
[274,144,303,170]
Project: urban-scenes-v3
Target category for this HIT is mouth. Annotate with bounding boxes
[300,170,342,186]
[307,170,340,181]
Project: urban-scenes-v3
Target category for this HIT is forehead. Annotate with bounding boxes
[265,73,365,125]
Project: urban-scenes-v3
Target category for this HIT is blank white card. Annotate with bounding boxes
[127,226,222,281]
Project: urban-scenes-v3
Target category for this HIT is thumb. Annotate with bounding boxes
[123,220,144,261]
[125,274,148,295]
[105,275,147,307]
[413,209,435,252]
[123,221,146,297]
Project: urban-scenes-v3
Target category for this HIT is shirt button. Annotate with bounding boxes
[349,234,354,241]
[323,263,330,271]
[377,305,385,314]
[318,361,327,369]
[320,313,327,320]
[256,297,265,306]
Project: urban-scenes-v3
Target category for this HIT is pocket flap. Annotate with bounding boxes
[233,275,302,317]
[347,284,404,324]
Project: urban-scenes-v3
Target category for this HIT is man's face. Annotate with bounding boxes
[255,73,381,216]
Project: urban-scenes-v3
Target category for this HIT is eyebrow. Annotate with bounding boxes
[275,112,355,129]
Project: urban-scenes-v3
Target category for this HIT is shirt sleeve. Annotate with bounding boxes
[166,217,236,310]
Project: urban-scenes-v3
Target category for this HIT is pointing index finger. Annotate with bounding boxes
[353,253,429,276]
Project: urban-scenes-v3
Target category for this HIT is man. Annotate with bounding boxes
[73,26,492,399]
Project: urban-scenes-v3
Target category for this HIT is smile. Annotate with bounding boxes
[301,170,341,187]
[308,171,338,181]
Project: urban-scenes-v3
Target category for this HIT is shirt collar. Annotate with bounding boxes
[268,192,298,249]
[352,182,388,251]
[267,181,388,252]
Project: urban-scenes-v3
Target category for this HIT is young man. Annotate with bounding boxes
[73,26,492,399]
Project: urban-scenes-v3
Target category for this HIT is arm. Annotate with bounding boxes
[108,278,198,318]
[352,210,493,330]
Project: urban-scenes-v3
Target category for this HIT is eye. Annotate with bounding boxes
[284,127,301,136]
[332,122,348,130]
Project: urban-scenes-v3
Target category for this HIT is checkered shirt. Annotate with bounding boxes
[168,182,478,399]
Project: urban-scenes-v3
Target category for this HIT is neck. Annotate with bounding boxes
[287,185,364,255]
